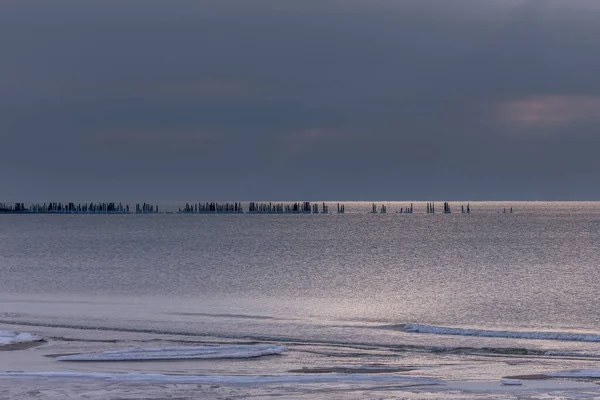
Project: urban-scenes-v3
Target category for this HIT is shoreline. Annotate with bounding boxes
[3,324,600,399]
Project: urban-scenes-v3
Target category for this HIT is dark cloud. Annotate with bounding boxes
[1,0,600,201]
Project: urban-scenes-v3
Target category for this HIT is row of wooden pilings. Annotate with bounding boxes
[0,202,503,215]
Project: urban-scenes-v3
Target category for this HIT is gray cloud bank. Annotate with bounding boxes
[1,0,600,201]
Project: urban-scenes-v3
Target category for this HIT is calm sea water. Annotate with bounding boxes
[2,201,600,326]
[2,201,600,398]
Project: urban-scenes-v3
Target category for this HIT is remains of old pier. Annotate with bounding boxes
[0,202,129,214]
[178,202,243,214]
[443,202,451,214]
[426,202,435,214]
[0,201,478,215]
[397,204,414,214]
[371,203,387,214]
[136,203,159,214]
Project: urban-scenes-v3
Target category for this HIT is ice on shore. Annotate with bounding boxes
[501,379,523,386]
[403,323,600,342]
[0,331,42,346]
[548,370,600,378]
[57,344,286,361]
[0,371,440,385]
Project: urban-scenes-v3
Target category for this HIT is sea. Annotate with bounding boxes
[2,201,600,399]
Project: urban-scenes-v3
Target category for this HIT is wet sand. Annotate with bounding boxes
[288,366,414,374]
[503,373,554,380]
[0,340,45,352]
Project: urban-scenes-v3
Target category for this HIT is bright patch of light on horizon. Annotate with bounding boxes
[498,95,600,126]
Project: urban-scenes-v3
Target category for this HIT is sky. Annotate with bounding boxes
[1,0,600,201]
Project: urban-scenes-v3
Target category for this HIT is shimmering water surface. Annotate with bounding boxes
[2,201,600,399]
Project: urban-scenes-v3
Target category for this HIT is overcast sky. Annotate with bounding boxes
[2,0,600,201]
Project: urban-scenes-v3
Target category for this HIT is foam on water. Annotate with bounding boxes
[57,344,286,361]
[402,324,600,342]
[0,371,440,385]
[0,331,42,346]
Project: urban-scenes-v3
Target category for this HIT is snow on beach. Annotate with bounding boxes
[0,331,42,346]
[3,371,600,399]
[56,344,286,361]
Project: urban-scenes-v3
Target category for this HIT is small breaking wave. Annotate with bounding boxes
[56,344,286,361]
[401,324,600,342]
